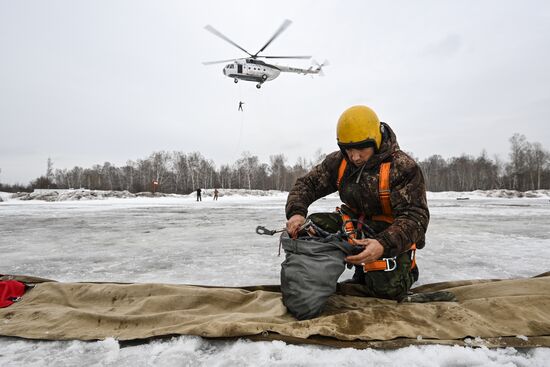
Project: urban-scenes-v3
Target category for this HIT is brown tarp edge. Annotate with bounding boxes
[1,273,550,349]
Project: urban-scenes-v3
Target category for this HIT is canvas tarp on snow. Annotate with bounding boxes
[1,273,550,349]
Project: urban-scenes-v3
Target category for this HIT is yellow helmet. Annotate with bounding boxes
[336,105,382,149]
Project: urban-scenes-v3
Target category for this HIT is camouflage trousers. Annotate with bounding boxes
[307,212,419,301]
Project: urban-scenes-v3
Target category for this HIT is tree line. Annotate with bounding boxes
[419,134,549,191]
[1,151,324,194]
[0,133,548,193]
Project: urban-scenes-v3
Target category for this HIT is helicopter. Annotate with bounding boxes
[203,19,327,88]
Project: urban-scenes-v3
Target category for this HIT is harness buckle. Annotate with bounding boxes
[384,257,397,272]
[342,219,355,236]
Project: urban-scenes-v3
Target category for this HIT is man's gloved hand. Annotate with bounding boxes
[286,214,306,239]
[345,238,385,265]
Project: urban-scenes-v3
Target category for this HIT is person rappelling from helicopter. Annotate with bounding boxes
[238,101,244,111]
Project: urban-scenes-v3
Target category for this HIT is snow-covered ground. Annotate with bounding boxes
[1,191,549,366]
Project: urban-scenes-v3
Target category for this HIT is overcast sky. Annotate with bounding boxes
[1,0,549,184]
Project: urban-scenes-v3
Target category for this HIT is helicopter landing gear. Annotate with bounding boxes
[234,78,239,83]
[256,83,262,89]
[261,74,268,81]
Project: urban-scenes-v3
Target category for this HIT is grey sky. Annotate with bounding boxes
[1,0,549,184]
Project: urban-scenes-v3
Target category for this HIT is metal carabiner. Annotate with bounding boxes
[255,226,285,236]
[256,219,312,236]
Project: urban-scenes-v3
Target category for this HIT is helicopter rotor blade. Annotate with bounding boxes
[204,25,253,57]
[202,58,241,66]
[254,19,292,57]
[261,55,311,60]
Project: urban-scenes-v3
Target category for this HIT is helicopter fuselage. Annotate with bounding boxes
[223,59,281,86]
[205,20,324,88]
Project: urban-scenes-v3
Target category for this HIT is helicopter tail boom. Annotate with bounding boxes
[276,60,328,76]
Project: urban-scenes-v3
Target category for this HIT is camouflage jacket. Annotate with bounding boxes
[285,123,429,257]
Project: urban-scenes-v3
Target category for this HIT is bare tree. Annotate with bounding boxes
[270,154,288,190]
[46,157,54,189]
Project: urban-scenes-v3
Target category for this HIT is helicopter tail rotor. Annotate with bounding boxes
[312,59,329,76]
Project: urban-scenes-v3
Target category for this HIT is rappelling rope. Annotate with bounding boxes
[233,86,246,159]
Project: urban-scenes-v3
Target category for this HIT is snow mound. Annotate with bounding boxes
[8,188,288,202]
[0,191,16,202]
[7,188,550,203]
[428,189,550,200]
[13,189,139,202]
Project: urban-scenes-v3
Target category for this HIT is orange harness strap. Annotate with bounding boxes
[371,162,393,224]
[335,158,417,272]
[378,162,392,215]
[336,159,393,223]
[337,207,357,244]
[336,159,347,188]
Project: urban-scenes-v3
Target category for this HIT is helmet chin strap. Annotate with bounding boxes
[355,163,367,184]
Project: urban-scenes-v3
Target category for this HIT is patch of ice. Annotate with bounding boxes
[1,192,550,365]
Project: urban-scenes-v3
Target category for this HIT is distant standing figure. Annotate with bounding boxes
[238,101,244,111]
[196,188,202,201]
[213,188,219,201]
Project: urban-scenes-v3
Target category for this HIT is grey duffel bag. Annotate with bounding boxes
[280,232,358,320]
